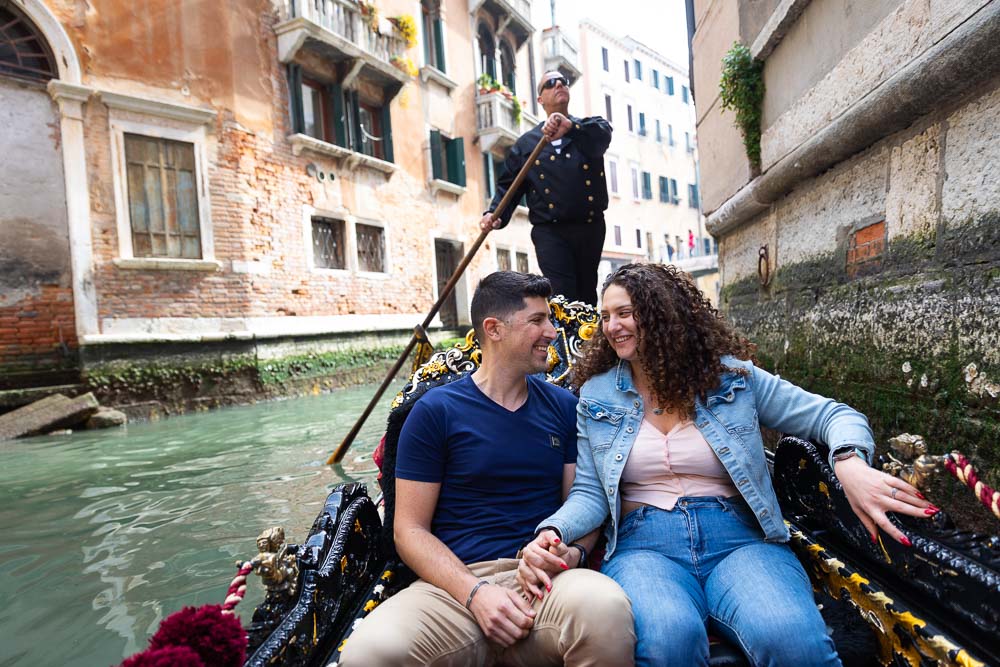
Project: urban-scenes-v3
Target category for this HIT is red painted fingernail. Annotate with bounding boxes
[870,532,878,544]
[552,537,560,544]
[537,593,543,600]
[559,563,569,570]
[900,536,913,547]
[545,584,551,592]
[924,508,938,516]
[915,492,927,500]
[929,505,941,512]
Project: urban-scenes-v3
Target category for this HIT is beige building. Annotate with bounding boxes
[575,20,718,301]
[691,1,1000,470]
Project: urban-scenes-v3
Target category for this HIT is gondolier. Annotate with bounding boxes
[480,71,612,306]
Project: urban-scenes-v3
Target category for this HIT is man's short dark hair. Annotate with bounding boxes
[471,272,552,339]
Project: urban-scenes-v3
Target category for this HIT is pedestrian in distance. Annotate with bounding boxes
[517,263,938,667]
[340,271,635,666]
[480,71,612,306]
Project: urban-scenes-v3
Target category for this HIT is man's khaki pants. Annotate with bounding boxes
[339,558,635,666]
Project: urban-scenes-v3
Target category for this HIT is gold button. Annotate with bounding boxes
[583,164,589,170]
[550,155,556,161]
[535,159,540,165]
[600,172,604,176]
[586,180,591,186]
[588,195,594,201]
[540,174,545,179]
[545,188,550,194]
[549,203,554,209]
[566,153,571,158]
[575,124,580,130]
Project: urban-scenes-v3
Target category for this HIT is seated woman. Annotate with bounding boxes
[517,263,936,667]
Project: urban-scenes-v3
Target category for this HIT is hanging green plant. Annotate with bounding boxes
[510,95,523,124]
[719,42,765,171]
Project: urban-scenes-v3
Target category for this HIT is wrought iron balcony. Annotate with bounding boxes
[468,0,533,49]
[275,0,409,91]
[541,26,581,85]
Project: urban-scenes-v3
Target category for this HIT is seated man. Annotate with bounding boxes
[341,272,635,666]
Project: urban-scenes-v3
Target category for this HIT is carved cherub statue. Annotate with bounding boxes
[882,433,949,491]
[252,526,299,597]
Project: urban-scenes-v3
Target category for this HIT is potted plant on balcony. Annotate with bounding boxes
[357,0,379,33]
[477,73,500,94]
[389,14,417,49]
[390,54,419,77]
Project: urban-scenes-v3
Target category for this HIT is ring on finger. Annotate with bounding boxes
[890,487,898,500]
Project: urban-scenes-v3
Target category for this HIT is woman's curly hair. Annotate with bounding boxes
[572,263,756,414]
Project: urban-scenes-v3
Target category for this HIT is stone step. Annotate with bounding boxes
[0,392,99,441]
[0,384,87,411]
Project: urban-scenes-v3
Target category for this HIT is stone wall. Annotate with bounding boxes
[0,79,77,386]
[719,79,1000,522]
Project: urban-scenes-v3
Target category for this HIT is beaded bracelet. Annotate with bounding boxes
[465,580,489,609]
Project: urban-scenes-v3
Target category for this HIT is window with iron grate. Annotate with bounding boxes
[311,217,346,269]
[356,223,386,272]
[516,251,529,273]
[0,4,56,84]
[497,248,512,271]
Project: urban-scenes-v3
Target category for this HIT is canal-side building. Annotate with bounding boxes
[0,0,587,409]
[690,1,1000,473]
[574,20,719,302]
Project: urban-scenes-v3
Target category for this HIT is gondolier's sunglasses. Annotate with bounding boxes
[540,76,569,91]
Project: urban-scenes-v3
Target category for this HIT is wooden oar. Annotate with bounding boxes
[327,134,550,464]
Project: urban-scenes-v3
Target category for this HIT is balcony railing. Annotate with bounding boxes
[469,0,533,49]
[541,27,581,84]
[476,91,520,152]
[277,0,407,73]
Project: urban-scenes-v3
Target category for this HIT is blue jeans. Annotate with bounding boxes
[601,497,841,667]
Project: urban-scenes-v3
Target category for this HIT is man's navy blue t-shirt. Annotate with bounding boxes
[395,374,578,564]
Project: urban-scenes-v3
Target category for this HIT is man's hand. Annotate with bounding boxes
[516,530,574,600]
[835,454,937,546]
[467,582,535,647]
[543,112,573,141]
[479,212,501,231]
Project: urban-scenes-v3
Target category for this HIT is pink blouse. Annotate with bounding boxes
[620,417,739,509]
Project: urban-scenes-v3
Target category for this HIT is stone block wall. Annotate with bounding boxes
[719,80,1000,521]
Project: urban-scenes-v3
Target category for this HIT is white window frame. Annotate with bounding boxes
[630,164,640,201]
[108,112,217,271]
[607,156,620,197]
[495,244,513,271]
[354,217,392,278]
[302,205,353,275]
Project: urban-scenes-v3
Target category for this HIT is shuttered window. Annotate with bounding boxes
[659,176,669,203]
[430,130,466,186]
[421,0,446,73]
[123,134,202,259]
[642,172,652,200]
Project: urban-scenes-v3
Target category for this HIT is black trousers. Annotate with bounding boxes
[530,220,606,306]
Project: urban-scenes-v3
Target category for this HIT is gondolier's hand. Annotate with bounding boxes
[480,212,501,231]
[517,530,576,600]
[468,582,535,646]
[835,454,937,546]
[543,112,573,141]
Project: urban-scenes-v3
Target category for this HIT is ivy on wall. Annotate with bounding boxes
[719,42,765,171]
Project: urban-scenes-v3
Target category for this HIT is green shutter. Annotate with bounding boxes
[433,19,446,73]
[329,83,346,147]
[430,130,443,180]
[381,103,394,163]
[288,64,304,134]
[447,137,466,186]
[348,90,362,153]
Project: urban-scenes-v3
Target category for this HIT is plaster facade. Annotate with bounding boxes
[1,0,579,391]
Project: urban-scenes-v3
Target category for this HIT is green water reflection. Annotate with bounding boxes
[0,381,400,666]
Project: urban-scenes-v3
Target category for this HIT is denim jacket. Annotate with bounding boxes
[539,356,875,560]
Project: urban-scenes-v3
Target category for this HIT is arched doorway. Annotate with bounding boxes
[477,23,496,81]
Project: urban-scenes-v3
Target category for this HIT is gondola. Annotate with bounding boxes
[126,296,1000,667]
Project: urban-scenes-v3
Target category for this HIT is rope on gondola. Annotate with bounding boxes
[945,451,1000,520]
[222,561,254,614]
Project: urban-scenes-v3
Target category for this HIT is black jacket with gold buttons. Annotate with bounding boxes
[487,115,612,228]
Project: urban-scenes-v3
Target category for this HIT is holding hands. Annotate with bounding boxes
[466,580,536,647]
[835,455,939,546]
[516,530,579,600]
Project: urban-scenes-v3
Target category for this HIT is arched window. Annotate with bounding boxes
[498,40,516,95]
[477,23,496,81]
[0,4,56,83]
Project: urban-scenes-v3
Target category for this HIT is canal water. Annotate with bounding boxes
[0,381,401,667]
